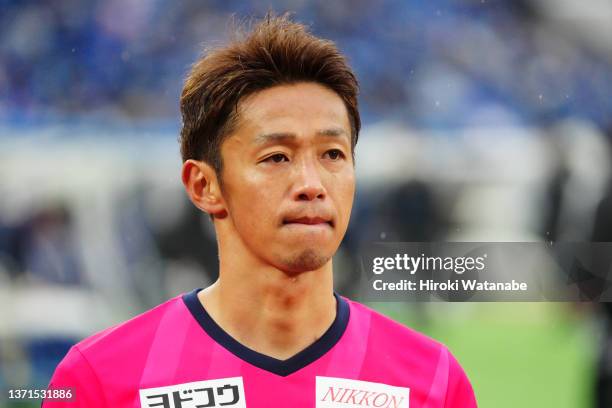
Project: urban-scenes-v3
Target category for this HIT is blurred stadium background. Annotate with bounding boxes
[2,0,612,407]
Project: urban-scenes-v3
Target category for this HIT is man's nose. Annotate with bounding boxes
[292,157,326,201]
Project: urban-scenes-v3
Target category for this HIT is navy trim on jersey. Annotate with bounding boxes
[182,287,350,377]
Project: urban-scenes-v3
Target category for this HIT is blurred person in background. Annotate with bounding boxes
[43,13,476,408]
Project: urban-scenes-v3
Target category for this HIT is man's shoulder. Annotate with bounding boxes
[45,292,191,404]
[74,292,187,359]
[343,297,478,407]
[344,297,445,356]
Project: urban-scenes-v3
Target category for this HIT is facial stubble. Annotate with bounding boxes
[279,247,331,275]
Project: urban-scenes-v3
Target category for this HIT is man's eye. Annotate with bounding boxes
[265,153,289,163]
[324,149,344,160]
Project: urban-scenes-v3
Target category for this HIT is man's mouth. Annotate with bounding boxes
[282,216,334,227]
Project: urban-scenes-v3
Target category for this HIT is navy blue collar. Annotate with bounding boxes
[182,288,350,377]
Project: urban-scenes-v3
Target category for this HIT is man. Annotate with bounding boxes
[44,14,477,407]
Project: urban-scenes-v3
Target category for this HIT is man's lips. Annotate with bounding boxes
[282,216,334,227]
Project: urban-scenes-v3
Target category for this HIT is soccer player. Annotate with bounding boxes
[44,14,477,408]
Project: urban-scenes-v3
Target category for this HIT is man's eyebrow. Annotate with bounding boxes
[254,132,297,145]
[316,128,349,138]
[254,128,349,145]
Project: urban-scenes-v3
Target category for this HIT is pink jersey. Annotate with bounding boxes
[43,288,477,407]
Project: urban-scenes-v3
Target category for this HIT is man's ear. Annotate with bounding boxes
[181,159,227,218]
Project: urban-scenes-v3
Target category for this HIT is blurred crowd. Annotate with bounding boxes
[2,0,612,126]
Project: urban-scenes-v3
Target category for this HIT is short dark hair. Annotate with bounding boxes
[179,13,360,174]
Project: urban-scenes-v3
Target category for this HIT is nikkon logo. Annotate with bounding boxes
[316,377,409,408]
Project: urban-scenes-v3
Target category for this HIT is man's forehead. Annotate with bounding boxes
[224,83,352,149]
[238,83,349,122]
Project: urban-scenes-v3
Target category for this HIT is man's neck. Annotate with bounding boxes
[198,263,336,360]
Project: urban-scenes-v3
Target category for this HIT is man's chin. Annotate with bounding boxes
[279,248,331,274]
